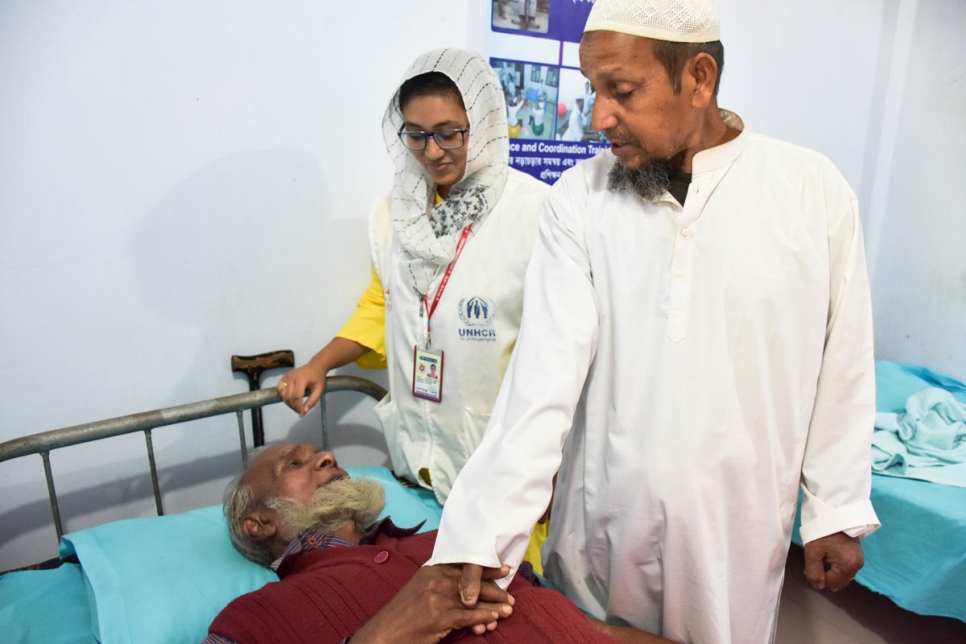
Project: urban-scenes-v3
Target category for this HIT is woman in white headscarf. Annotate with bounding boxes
[278,49,549,507]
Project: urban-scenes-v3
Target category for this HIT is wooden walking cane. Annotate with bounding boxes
[231,349,295,447]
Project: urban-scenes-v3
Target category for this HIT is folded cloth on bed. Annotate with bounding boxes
[873,387,966,487]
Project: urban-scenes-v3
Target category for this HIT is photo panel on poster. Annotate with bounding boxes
[486,0,608,184]
[490,0,591,43]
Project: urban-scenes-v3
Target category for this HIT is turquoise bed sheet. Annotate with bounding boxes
[875,360,966,411]
[0,563,92,643]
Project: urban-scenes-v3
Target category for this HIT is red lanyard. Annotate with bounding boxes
[421,224,473,343]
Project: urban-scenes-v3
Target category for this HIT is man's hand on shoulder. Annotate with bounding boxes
[803,531,864,592]
[350,563,514,644]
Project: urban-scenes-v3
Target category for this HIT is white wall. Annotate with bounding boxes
[2,0,963,570]
[716,0,885,209]
[0,0,470,570]
[866,0,966,381]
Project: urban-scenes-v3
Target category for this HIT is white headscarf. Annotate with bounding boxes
[381,48,509,296]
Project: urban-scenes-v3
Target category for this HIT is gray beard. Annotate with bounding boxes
[607,158,674,201]
[268,477,386,540]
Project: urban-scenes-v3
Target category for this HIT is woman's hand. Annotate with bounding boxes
[276,338,371,417]
[277,362,328,417]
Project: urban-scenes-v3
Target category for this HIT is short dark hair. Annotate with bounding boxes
[650,40,724,96]
[397,71,465,112]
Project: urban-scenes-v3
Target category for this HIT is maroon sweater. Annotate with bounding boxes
[209,525,617,643]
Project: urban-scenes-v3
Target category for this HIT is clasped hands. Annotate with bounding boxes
[350,563,510,644]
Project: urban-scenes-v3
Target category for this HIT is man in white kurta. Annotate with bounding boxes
[428,2,880,643]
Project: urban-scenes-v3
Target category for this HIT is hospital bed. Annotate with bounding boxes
[2,363,963,643]
[0,375,446,644]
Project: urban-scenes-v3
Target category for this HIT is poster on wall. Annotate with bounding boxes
[485,0,608,184]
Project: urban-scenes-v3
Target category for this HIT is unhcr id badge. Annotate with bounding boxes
[413,347,444,402]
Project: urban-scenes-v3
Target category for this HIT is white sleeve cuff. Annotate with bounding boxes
[799,494,881,544]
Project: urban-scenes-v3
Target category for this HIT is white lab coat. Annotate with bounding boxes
[370,167,549,504]
[429,116,880,643]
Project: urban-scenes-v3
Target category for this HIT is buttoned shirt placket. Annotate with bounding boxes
[665,163,733,342]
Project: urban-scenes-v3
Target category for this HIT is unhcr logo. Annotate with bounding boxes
[458,296,496,326]
[458,296,497,341]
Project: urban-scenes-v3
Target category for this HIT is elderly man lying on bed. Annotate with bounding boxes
[204,443,675,644]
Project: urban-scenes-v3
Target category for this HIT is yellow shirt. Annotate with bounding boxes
[335,267,388,370]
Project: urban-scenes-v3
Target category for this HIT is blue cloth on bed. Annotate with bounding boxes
[0,563,92,643]
[60,504,280,644]
[871,361,966,486]
[873,388,966,486]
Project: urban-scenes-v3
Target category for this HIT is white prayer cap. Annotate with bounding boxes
[584,0,720,43]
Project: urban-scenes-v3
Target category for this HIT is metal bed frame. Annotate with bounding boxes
[0,375,386,546]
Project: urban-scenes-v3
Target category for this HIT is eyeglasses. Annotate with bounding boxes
[398,128,469,150]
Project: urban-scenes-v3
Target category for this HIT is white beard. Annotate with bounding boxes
[268,478,386,540]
